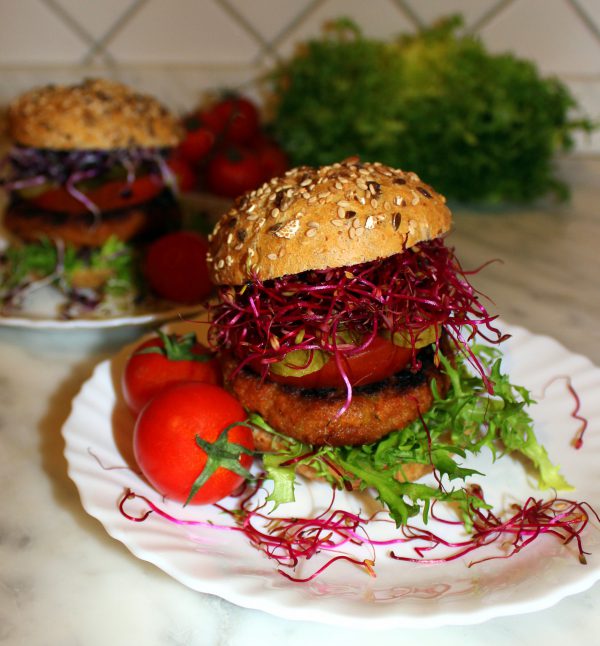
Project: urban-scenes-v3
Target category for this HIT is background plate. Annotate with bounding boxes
[62,323,600,628]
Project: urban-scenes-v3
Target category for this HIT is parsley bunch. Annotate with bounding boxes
[268,16,595,203]
[253,344,570,527]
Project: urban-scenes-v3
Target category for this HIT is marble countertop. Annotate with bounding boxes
[1,157,599,646]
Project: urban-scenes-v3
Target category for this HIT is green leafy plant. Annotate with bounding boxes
[268,16,595,203]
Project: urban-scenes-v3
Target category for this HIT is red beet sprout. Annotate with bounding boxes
[537,375,588,449]
[210,239,506,409]
[390,495,598,566]
[0,145,175,216]
[118,482,597,582]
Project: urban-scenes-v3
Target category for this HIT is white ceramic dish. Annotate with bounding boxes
[0,282,204,329]
[62,323,600,628]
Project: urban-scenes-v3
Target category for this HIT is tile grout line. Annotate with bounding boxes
[40,0,116,66]
[214,0,279,66]
[81,0,149,66]
[255,0,329,65]
[467,0,518,35]
[388,0,425,30]
[565,0,600,46]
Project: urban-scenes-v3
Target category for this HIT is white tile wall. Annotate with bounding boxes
[0,0,598,151]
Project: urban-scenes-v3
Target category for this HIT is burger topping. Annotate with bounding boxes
[210,238,504,409]
[1,145,175,217]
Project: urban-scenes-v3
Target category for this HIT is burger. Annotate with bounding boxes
[207,159,567,525]
[0,78,183,315]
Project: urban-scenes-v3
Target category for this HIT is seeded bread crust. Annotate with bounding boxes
[8,78,182,150]
[207,159,452,285]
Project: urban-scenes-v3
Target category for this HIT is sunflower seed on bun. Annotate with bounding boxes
[207,158,451,285]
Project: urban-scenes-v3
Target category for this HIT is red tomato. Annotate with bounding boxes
[144,231,213,303]
[28,176,163,215]
[134,382,254,505]
[201,96,260,144]
[258,336,412,389]
[167,156,197,192]
[122,332,221,414]
[206,147,263,198]
[255,141,289,181]
[177,122,215,165]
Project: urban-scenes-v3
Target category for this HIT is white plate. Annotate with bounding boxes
[0,283,204,329]
[0,303,204,330]
[62,323,600,628]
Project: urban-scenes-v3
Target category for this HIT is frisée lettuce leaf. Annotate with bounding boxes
[251,344,571,526]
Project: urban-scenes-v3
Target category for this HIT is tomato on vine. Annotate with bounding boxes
[133,382,255,505]
[122,330,221,414]
[144,230,213,304]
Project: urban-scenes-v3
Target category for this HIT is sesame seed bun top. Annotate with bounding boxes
[8,78,183,150]
[207,159,452,286]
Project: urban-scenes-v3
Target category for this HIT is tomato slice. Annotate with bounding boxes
[255,336,413,390]
[27,175,164,214]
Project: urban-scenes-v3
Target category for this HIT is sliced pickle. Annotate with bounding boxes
[269,348,329,377]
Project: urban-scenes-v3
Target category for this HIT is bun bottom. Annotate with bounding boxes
[4,190,181,247]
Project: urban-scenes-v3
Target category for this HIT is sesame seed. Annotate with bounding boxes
[300,178,312,186]
[271,207,280,218]
[331,219,345,226]
[226,233,233,244]
[267,253,278,260]
[225,255,233,266]
[335,182,343,190]
[308,196,318,204]
[365,215,375,229]
[247,204,256,212]
[355,227,365,237]
[247,213,258,221]
[356,179,368,191]
[370,199,378,209]
[337,206,346,218]
[217,259,225,269]
[349,227,356,240]
[336,200,351,207]
[305,228,317,237]
[307,221,320,228]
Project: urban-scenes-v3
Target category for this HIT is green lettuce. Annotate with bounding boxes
[252,344,571,526]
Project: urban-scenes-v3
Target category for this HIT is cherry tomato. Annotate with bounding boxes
[167,156,197,192]
[177,120,215,165]
[134,382,254,505]
[206,147,263,198]
[122,331,221,414]
[201,96,260,144]
[256,336,412,389]
[255,140,289,181]
[144,231,212,303]
[28,176,163,215]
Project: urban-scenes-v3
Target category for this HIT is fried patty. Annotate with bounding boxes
[222,348,449,447]
[4,189,181,247]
